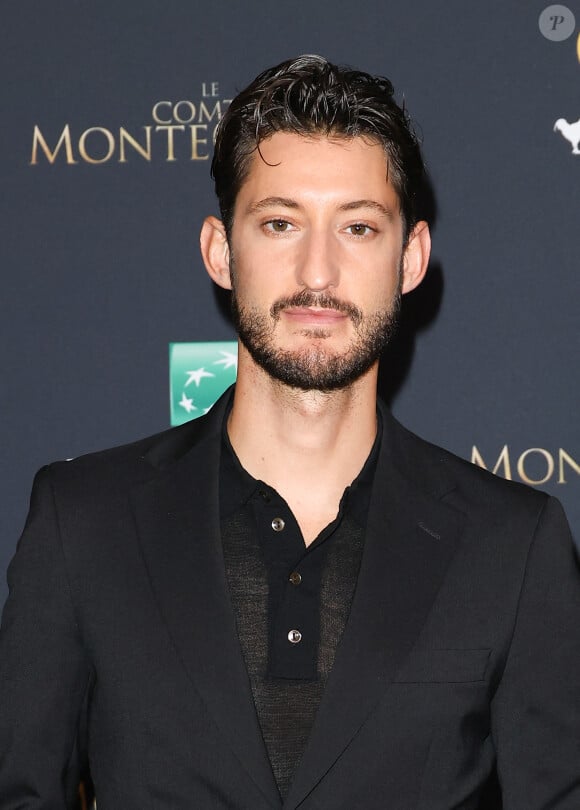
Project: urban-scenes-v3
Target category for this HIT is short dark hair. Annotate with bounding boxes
[211,54,426,243]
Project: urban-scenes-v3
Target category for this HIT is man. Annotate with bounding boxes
[1,55,579,809]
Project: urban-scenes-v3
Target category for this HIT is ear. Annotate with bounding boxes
[199,216,232,290]
[401,221,431,295]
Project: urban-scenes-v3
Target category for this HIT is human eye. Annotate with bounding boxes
[345,223,375,237]
[263,219,294,234]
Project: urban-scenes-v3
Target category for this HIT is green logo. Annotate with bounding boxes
[169,341,238,425]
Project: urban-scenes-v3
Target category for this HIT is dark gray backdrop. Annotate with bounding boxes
[2,0,579,606]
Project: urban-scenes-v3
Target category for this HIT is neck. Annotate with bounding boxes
[227,345,378,542]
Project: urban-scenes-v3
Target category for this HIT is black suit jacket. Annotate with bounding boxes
[1,390,579,809]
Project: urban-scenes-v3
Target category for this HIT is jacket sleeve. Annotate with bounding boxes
[0,466,92,809]
[491,496,580,809]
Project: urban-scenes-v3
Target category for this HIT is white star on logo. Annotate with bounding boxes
[184,367,215,387]
[178,392,197,414]
[213,350,238,370]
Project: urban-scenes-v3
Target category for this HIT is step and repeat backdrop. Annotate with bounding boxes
[1,1,579,607]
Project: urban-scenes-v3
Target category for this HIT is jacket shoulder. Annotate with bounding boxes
[41,411,215,494]
[387,411,550,514]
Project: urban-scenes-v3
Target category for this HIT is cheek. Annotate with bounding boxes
[231,262,279,307]
[354,264,401,305]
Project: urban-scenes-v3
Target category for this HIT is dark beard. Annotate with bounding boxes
[230,284,401,392]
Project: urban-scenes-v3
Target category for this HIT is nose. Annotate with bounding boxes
[295,229,339,291]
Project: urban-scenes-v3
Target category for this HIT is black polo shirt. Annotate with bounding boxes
[219,414,381,799]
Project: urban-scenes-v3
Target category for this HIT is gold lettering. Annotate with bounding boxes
[517,448,554,486]
[471,444,512,480]
[30,124,77,165]
[198,100,221,123]
[202,81,219,97]
[152,101,172,125]
[155,125,185,161]
[119,126,152,162]
[78,127,115,164]
[558,448,580,484]
[190,124,209,160]
[173,101,196,124]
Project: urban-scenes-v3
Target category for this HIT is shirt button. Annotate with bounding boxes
[289,571,302,585]
[271,517,285,532]
[287,629,302,644]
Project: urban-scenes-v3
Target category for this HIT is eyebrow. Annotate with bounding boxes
[338,200,395,220]
[246,196,395,220]
[246,197,300,213]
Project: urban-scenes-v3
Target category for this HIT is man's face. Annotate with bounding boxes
[227,132,410,391]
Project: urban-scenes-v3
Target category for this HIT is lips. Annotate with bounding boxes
[270,291,362,326]
[282,307,348,325]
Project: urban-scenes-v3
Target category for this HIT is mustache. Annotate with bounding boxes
[270,291,363,327]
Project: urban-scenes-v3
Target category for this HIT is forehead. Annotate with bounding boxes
[236,131,400,210]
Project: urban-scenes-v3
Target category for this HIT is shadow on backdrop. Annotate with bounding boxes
[378,165,442,405]
[378,257,443,406]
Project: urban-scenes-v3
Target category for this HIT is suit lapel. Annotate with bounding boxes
[131,396,280,808]
[284,410,466,809]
